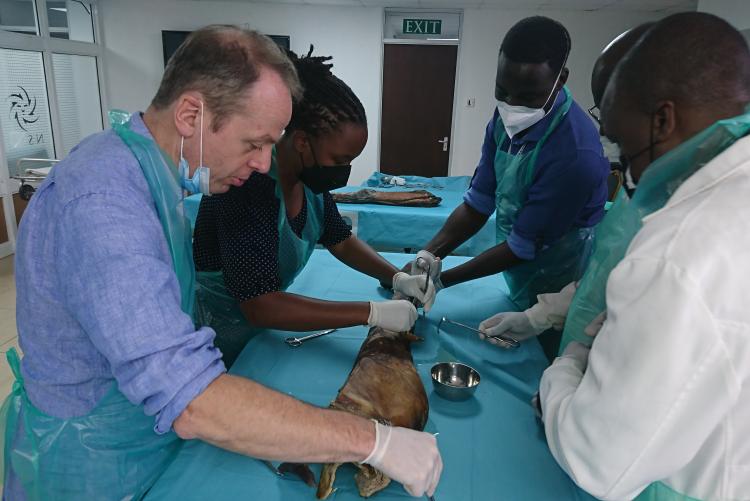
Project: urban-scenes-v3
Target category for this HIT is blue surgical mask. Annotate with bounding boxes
[178,101,211,195]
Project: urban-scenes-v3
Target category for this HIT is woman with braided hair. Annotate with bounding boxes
[193,46,435,365]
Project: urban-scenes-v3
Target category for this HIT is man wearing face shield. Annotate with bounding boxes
[1,26,441,500]
[538,12,750,500]
[409,16,610,359]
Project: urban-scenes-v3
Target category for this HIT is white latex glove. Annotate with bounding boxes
[411,250,441,278]
[363,420,442,497]
[392,272,437,312]
[584,311,607,338]
[478,282,579,347]
[478,311,544,344]
[560,340,591,372]
[368,300,418,332]
[526,281,578,332]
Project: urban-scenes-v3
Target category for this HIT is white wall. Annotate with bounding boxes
[698,0,750,29]
[99,0,383,185]
[450,8,668,176]
[99,1,672,183]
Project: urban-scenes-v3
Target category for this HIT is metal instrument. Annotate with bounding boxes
[262,460,286,478]
[261,460,315,485]
[284,329,337,348]
[410,258,431,312]
[430,361,481,401]
[378,175,435,190]
[437,317,520,350]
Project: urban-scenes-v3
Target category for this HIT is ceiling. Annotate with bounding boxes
[187,0,698,13]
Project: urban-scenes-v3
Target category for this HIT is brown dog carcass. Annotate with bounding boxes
[282,327,429,499]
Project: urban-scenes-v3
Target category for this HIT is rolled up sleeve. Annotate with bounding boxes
[512,150,607,259]
[463,112,498,216]
[57,193,226,434]
[506,228,536,260]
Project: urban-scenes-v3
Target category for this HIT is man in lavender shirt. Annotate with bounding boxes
[5,25,441,499]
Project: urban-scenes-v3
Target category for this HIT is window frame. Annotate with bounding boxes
[0,0,107,255]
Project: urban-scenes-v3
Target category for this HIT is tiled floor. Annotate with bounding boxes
[0,255,18,401]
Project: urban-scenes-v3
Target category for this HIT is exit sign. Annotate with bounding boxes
[402,19,442,35]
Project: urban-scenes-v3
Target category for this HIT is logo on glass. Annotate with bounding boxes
[8,86,39,132]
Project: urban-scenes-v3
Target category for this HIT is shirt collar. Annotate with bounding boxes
[130,111,155,140]
[644,134,750,222]
[510,89,566,145]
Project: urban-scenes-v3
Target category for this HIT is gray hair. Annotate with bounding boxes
[151,25,302,131]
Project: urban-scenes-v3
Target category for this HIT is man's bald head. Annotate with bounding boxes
[606,12,750,120]
[600,12,750,183]
[591,23,653,108]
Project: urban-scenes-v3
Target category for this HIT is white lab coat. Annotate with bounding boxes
[539,135,750,500]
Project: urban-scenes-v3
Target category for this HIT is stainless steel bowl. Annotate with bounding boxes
[430,362,480,401]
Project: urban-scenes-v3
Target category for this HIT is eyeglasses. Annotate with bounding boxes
[588,105,600,125]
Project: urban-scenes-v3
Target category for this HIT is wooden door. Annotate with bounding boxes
[380,44,457,177]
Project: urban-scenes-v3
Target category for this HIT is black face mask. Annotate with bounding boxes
[619,142,652,198]
[618,112,657,198]
[298,144,351,194]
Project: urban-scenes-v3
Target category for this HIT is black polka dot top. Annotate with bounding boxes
[193,172,351,302]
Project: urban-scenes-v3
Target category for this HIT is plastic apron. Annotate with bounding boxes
[195,152,325,366]
[494,86,595,311]
[559,111,750,356]
[558,112,750,501]
[0,110,195,500]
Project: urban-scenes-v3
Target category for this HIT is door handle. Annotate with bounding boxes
[437,136,449,152]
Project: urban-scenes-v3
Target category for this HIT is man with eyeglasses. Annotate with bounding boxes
[540,12,750,499]
[589,23,654,163]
